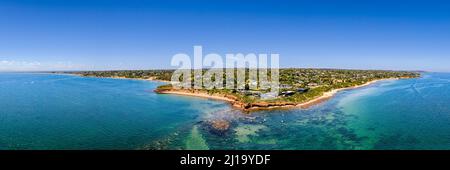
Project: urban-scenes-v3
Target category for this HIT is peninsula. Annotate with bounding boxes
[60,69,420,111]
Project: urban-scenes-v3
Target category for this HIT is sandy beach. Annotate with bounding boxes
[295,78,398,108]
[71,74,171,83]
[108,76,171,83]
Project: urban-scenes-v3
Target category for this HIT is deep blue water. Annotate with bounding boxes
[0,73,449,149]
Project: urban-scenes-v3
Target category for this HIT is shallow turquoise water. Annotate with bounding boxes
[0,73,449,149]
[0,73,228,149]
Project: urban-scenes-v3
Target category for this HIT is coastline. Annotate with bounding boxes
[156,90,236,102]
[62,73,408,112]
[295,78,398,109]
[107,76,171,83]
[68,74,171,83]
[156,78,400,112]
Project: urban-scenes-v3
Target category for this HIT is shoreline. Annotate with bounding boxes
[156,78,400,112]
[68,74,171,83]
[156,90,236,102]
[294,78,399,109]
[62,73,406,112]
[107,76,171,83]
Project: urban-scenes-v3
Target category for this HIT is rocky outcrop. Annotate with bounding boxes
[155,88,304,112]
[207,119,231,136]
[251,101,269,107]
[224,94,238,100]
[210,120,230,131]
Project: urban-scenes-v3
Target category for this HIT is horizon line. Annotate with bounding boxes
[0,67,432,73]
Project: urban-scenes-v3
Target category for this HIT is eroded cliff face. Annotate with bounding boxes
[154,88,302,112]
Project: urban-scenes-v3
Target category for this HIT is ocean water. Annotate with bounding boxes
[0,73,229,149]
[0,73,449,149]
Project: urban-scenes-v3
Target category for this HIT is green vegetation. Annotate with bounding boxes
[67,70,174,80]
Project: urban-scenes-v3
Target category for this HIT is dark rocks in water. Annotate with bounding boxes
[240,116,259,124]
[141,131,183,150]
[142,138,172,150]
[211,120,230,131]
[207,119,231,135]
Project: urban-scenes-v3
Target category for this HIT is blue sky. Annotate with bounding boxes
[0,0,449,72]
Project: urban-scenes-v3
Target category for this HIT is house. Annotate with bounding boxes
[260,92,278,99]
[280,90,296,96]
[249,80,258,87]
[307,83,318,87]
[296,88,309,93]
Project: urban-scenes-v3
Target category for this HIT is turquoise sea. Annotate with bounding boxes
[0,73,449,150]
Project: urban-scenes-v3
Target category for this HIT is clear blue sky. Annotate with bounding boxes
[1,0,449,72]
